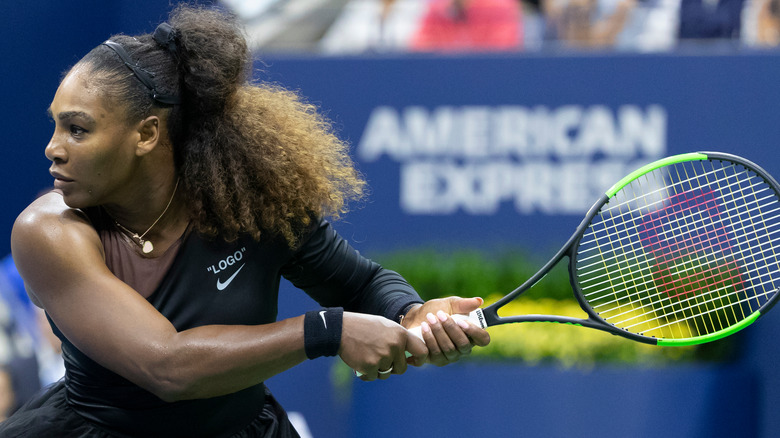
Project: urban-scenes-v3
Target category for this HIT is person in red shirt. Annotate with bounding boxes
[410,0,524,51]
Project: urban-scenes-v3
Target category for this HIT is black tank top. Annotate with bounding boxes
[49,212,422,437]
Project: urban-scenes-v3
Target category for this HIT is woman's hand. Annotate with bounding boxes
[402,297,490,366]
[403,297,490,366]
[339,312,428,381]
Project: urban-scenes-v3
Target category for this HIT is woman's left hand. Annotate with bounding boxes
[401,297,490,366]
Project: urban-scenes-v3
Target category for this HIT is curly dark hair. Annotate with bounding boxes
[73,4,365,246]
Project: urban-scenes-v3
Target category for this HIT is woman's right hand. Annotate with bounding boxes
[339,312,428,381]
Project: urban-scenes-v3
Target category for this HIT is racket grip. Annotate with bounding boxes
[353,309,486,377]
[406,309,487,339]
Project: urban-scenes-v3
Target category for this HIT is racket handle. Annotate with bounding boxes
[406,309,487,340]
[353,309,487,377]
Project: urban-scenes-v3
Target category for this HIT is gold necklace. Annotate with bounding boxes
[113,178,180,254]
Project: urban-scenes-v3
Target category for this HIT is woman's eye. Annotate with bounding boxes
[70,125,87,137]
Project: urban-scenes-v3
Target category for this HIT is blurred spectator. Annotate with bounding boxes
[538,0,685,51]
[409,0,524,51]
[319,0,427,53]
[742,0,780,45]
[0,366,14,420]
[757,0,780,44]
[629,0,681,51]
[678,0,745,40]
[0,254,64,416]
[543,0,637,47]
[320,0,523,54]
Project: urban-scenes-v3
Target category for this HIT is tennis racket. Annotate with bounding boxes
[412,152,780,347]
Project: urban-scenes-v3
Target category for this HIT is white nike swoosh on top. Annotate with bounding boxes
[319,310,327,328]
[216,264,246,291]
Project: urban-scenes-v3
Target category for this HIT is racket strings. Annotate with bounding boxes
[579,200,780,298]
[575,159,780,340]
[686,161,776,331]
[598,163,742,217]
[585,234,780,314]
[600,255,773,327]
[577,181,777,280]
[578,203,780,276]
[620,279,778,332]
[581,189,778,261]
[579,199,780,269]
[639,161,770,338]
[579,212,780,296]
[665,161,775,336]
[586,170,772,244]
[627,167,716,338]
[725,163,780,309]
[682,163,759,333]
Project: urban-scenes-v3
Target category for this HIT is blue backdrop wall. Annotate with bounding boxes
[4,2,780,437]
[257,52,780,254]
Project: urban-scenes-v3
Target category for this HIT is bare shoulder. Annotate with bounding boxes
[12,191,95,249]
[11,191,103,305]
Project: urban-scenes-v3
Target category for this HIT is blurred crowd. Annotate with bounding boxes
[221,0,780,54]
[0,255,64,420]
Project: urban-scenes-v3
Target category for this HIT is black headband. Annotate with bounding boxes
[102,40,180,105]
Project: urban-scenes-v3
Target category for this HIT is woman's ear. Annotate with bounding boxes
[136,116,161,156]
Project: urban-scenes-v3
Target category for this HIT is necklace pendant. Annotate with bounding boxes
[109,178,178,256]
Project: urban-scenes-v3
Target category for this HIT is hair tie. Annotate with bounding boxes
[153,23,179,56]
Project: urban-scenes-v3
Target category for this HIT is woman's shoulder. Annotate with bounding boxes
[14,191,91,233]
[12,191,100,260]
[11,191,103,307]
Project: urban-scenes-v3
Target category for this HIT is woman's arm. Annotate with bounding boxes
[12,194,325,401]
[281,219,424,321]
[282,219,488,371]
[280,219,429,378]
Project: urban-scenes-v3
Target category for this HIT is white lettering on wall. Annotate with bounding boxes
[358,104,667,215]
[400,160,638,215]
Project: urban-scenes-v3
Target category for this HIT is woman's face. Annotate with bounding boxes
[45,66,141,208]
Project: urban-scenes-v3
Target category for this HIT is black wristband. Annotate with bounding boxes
[303,307,343,360]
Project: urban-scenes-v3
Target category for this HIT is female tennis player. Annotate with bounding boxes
[0,5,489,437]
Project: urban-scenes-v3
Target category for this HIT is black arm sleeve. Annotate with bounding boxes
[280,219,423,322]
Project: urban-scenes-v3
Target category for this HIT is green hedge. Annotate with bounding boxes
[373,247,736,367]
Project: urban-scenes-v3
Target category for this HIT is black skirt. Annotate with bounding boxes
[0,380,301,438]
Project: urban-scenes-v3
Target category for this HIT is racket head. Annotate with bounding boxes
[569,152,780,345]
